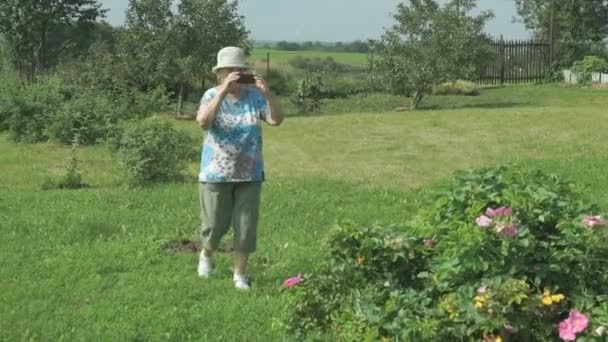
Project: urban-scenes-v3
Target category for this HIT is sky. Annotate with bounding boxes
[100,0,530,42]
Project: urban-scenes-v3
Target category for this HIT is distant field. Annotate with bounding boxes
[250,48,369,72]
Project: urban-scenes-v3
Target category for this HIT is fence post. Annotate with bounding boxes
[499,35,505,85]
[266,52,270,76]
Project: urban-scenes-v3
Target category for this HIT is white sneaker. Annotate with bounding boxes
[233,274,250,290]
[197,255,213,278]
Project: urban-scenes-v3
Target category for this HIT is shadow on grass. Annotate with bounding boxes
[419,100,534,111]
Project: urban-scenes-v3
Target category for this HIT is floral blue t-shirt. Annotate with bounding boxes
[198,87,270,183]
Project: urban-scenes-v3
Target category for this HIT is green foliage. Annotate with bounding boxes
[264,69,293,96]
[288,56,352,73]
[3,72,169,145]
[41,134,87,190]
[321,74,369,99]
[375,0,493,109]
[274,40,371,53]
[112,84,171,120]
[0,73,17,132]
[572,56,608,85]
[433,80,480,96]
[48,92,115,145]
[283,165,608,341]
[291,72,324,113]
[0,0,104,83]
[514,0,608,68]
[7,77,68,143]
[111,118,192,186]
[117,0,178,91]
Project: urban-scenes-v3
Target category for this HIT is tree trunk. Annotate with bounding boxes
[410,91,424,110]
[175,82,184,117]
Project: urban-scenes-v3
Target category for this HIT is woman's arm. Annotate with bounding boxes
[254,76,283,126]
[196,72,240,130]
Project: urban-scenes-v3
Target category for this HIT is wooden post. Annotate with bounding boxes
[499,35,505,85]
[266,52,270,76]
[549,0,555,64]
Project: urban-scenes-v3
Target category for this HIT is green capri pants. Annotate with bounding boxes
[199,181,262,254]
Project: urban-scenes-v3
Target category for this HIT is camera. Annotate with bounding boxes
[237,73,256,85]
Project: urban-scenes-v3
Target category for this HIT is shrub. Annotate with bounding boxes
[288,56,351,73]
[322,77,369,99]
[572,56,608,85]
[7,77,68,143]
[111,118,191,186]
[282,165,608,341]
[290,72,324,113]
[265,69,294,96]
[433,80,480,96]
[48,92,116,145]
[0,74,18,132]
[113,84,171,119]
[41,134,87,190]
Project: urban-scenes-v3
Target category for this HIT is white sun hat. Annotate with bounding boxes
[211,46,250,73]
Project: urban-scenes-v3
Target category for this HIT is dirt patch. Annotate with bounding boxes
[160,239,234,255]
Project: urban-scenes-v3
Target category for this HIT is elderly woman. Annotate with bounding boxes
[195,46,283,290]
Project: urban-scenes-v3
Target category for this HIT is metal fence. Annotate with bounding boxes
[479,38,551,85]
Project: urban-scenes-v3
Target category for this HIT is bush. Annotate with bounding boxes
[41,134,87,190]
[111,118,192,186]
[48,92,116,145]
[572,56,608,85]
[288,56,351,73]
[0,75,18,132]
[282,165,608,341]
[265,69,294,96]
[7,77,68,143]
[112,84,171,119]
[433,80,480,96]
[322,77,369,99]
[290,72,324,113]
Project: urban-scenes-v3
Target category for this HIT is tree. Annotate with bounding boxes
[0,0,104,83]
[514,0,608,66]
[116,0,178,91]
[173,0,248,116]
[375,0,493,110]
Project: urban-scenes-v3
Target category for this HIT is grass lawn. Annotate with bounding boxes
[1,84,608,340]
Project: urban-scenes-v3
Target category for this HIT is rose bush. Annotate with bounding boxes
[281,165,608,341]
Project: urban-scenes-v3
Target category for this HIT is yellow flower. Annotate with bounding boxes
[474,295,486,303]
[495,337,503,342]
[543,288,551,296]
[475,301,484,309]
[551,294,565,303]
[542,296,553,306]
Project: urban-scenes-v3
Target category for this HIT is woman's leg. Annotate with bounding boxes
[198,182,234,277]
[231,181,262,287]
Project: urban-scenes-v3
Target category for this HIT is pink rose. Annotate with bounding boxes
[559,320,576,341]
[505,324,518,334]
[485,207,497,217]
[476,215,493,228]
[477,286,488,294]
[583,215,607,228]
[503,224,519,237]
[283,273,303,288]
[569,311,589,333]
[486,206,513,217]
[558,310,590,341]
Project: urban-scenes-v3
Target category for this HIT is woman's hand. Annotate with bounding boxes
[219,72,241,95]
[254,75,270,96]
